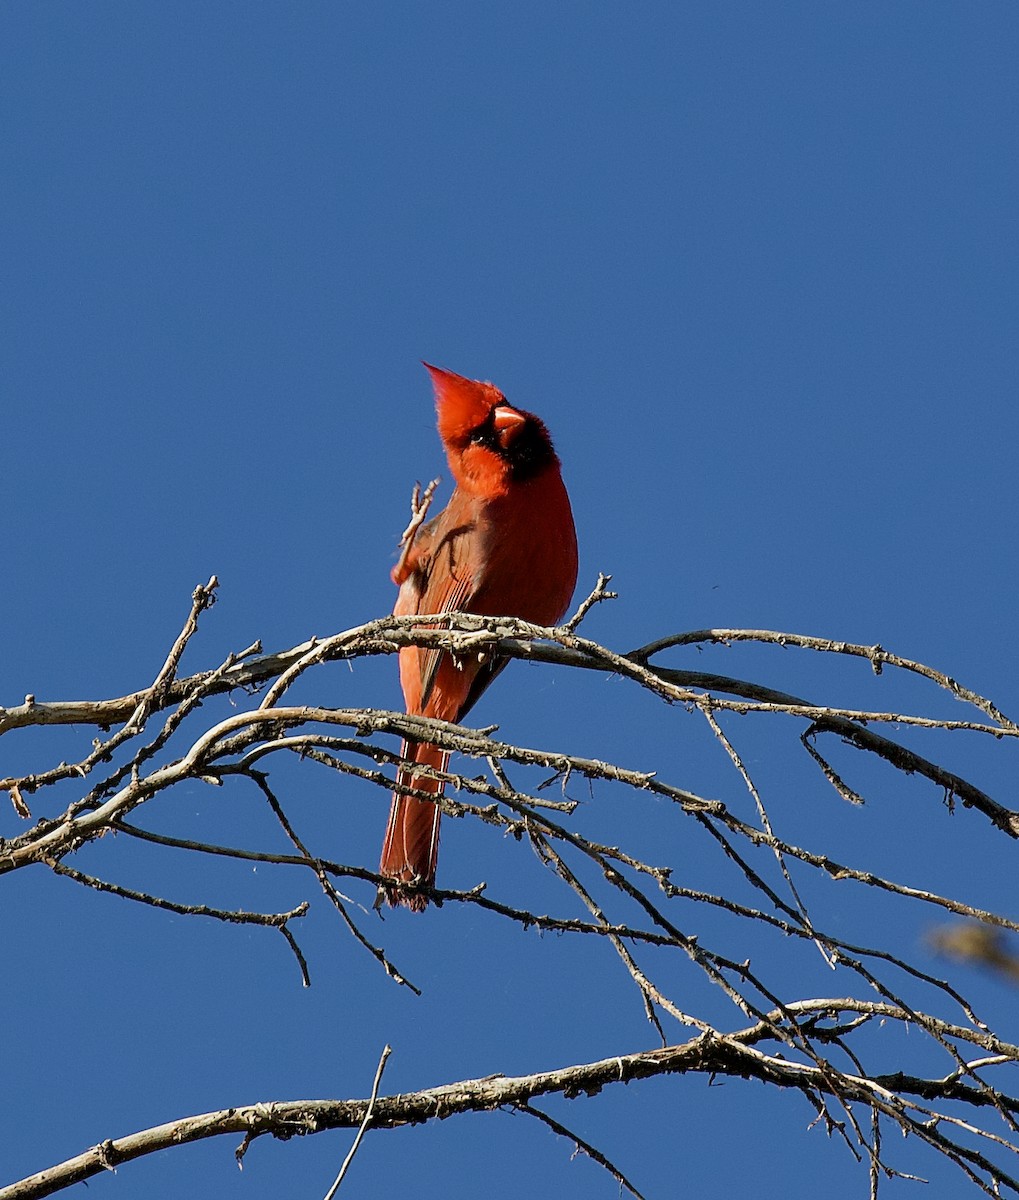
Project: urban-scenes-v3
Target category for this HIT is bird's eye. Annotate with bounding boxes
[469,413,497,445]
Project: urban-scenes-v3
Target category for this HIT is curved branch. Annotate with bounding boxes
[7,1000,1018,1200]
[4,609,1016,836]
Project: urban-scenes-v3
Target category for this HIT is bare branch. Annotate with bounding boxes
[6,582,1019,1195]
[515,1101,648,1200]
[7,1009,1018,1200]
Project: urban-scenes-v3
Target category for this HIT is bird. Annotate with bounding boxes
[379,363,579,910]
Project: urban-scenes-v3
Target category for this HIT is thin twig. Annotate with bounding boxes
[322,1045,392,1199]
[515,1101,647,1200]
[246,769,421,995]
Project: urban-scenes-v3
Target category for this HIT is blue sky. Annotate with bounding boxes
[3,4,1018,1198]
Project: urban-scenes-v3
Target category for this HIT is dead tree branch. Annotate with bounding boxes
[4,578,1019,1195]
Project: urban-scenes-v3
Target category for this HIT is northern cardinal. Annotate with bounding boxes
[379,364,579,910]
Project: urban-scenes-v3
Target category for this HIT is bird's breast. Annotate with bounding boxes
[469,469,578,627]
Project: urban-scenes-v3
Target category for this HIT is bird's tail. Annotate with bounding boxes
[378,740,447,911]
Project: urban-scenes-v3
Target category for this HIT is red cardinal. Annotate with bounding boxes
[379,364,579,910]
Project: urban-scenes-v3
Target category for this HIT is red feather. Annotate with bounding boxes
[379,364,579,910]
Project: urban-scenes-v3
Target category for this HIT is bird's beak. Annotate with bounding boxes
[493,405,526,447]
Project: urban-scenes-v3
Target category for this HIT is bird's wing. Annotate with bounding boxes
[394,497,490,718]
